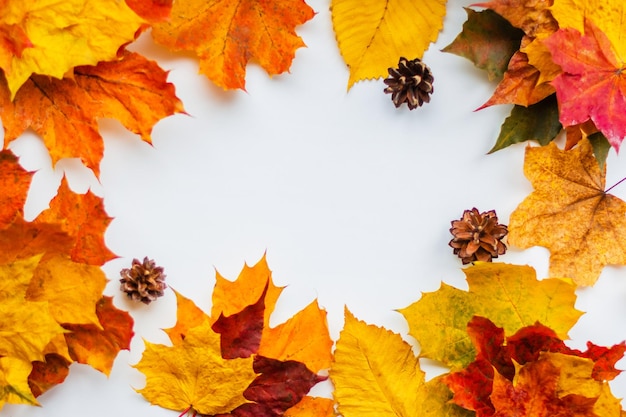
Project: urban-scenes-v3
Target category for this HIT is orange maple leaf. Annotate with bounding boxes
[508,139,626,285]
[34,177,115,266]
[0,51,184,177]
[125,0,173,23]
[151,0,315,90]
[0,150,32,229]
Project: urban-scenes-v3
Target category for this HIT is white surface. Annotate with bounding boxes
[4,0,626,415]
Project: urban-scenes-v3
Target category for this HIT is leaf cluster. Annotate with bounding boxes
[444,0,626,166]
[135,256,335,417]
[0,150,133,410]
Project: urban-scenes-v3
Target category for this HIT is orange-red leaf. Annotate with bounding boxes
[125,0,172,23]
[544,18,626,150]
[0,51,184,177]
[34,178,115,266]
[0,149,33,229]
[27,354,70,398]
[151,0,315,90]
[63,296,134,375]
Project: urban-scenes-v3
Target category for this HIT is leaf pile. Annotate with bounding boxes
[134,255,334,417]
[444,0,626,161]
[330,262,625,417]
[0,150,133,410]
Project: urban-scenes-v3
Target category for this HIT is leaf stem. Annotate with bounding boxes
[606,176,626,193]
[178,406,192,417]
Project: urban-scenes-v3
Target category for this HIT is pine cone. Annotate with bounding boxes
[120,257,166,304]
[384,57,434,110]
[449,208,508,264]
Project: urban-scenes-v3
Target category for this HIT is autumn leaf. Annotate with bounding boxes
[27,354,71,398]
[151,0,314,90]
[442,8,524,81]
[0,356,38,410]
[35,178,115,266]
[1,0,145,98]
[0,0,32,75]
[331,0,447,88]
[0,51,184,177]
[399,262,582,369]
[473,0,558,38]
[284,396,336,417]
[125,0,173,23]
[0,256,67,363]
[550,0,626,60]
[508,138,626,285]
[444,316,625,416]
[330,308,471,417]
[488,94,561,153]
[136,320,257,415]
[0,149,33,229]
[478,49,554,108]
[63,296,134,375]
[544,19,626,150]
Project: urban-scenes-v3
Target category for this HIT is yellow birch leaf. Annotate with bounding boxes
[331,0,447,88]
[2,0,144,98]
[550,0,626,60]
[330,308,471,417]
[399,262,582,370]
[135,320,256,415]
[0,256,66,362]
[26,254,106,327]
[258,299,333,373]
[0,357,37,410]
[508,139,626,285]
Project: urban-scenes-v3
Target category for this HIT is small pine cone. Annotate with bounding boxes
[384,57,434,110]
[120,257,166,304]
[449,208,508,264]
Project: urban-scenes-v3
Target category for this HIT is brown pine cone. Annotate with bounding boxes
[449,208,508,264]
[120,257,166,304]
[384,57,434,110]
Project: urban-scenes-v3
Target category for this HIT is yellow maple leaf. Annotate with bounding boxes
[550,0,626,60]
[0,256,67,362]
[330,308,471,417]
[508,139,626,285]
[399,262,582,370]
[151,0,314,90]
[2,0,144,98]
[331,0,447,89]
[135,320,257,415]
[0,356,38,410]
[26,255,106,327]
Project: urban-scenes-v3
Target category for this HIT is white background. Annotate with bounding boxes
[4,0,626,415]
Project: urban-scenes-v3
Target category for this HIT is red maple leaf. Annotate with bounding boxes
[545,18,626,150]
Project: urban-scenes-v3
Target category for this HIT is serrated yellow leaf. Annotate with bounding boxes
[330,308,471,417]
[135,320,256,415]
[399,262,582,370]
[3,0,144,98]
[331,0,447,88]
[0,357,38,410]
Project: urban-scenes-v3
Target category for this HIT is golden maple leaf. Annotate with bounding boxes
[0,51,184,177]
[0,357,38,410]
[508,139,626,285]
[135,320,257,415]
[399,262,582,370]
[151,0,315,90]
[330,308,471,417]
[331,0,447,89]
[0,149,32,228]
[1,0,145,98]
